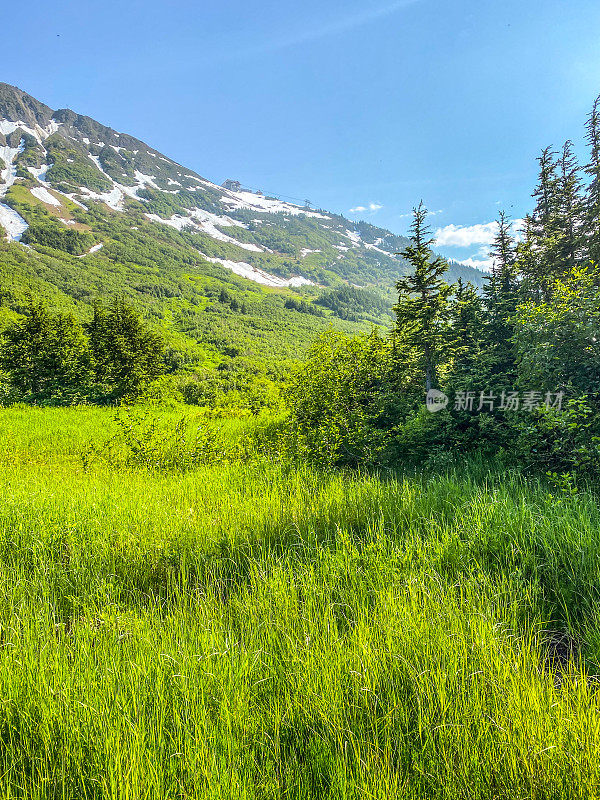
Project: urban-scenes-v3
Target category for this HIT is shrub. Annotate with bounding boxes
[286,330,394,466]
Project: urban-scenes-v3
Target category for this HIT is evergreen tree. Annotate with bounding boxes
[519,142,585,297]
[449,278,485,382]
[482,212,519,384]
[488,211,518,294]
[585,93,600,265]
[524,147,559,296]
[515,215,542,300]
[393,202,453,392]
[88,297,165,400]
[555,140,585,272]
[532,146,560,231]
[0,299,91,403]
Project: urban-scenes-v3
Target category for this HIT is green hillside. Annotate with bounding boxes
[0,82,484,380]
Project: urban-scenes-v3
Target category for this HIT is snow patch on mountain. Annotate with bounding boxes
[78,172,162,210]
[145,210,265,252]
[0,138,28,240]
[134,170,159,189]
[364,242,393,257]
[286,276,315,287]
[189,208,247,230]
[80,186,124,211]
[200,254,314,288]
[0,119,60,145]
[30,186,61,206]
[145,213,191,231]
[0,139,24,190]
[221,190,329,219]
[345,229,361,247]
[64,194,88,210]
[0,204,27,240]
[77,242,104,259]
[85,156,164,205]
[88,154,104,172]
[28,164,50,183]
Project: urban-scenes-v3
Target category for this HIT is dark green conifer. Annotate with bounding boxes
[393,202,453,392]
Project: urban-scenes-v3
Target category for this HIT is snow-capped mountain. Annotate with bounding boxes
[0,82,484,293]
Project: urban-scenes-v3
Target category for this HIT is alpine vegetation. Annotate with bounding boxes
[2,76,600,800]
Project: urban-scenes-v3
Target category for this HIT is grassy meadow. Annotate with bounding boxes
[1,406,600,797]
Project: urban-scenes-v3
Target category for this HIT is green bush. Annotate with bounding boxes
[22,221,95,255]
[286,329,394,466]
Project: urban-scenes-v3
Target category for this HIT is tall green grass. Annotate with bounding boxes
[0,406,599,797]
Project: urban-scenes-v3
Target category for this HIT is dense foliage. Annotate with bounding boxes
[21,220,95,254]
[0,298,165,404]
[286,95,600,480]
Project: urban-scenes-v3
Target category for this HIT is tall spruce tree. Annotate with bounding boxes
[520,146,564,298]
[556,140,585,272]
[0,299,91,403]
[585,93,600,265]
[482,212,519,384]
[519,141,585,297]
[488,211,517,294]
[533,146,560,227]
[515,214,543,300]
[88,297,165,400]
[449,278,485,383]
[393,202,453,393]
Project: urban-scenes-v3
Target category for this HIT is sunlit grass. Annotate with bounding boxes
[0,406,599,797]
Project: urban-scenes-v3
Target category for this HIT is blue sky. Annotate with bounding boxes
[6,0,600,268]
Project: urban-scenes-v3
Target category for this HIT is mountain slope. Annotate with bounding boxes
[0,82,485,370]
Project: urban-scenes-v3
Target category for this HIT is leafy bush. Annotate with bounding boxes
[286,330,394,466]
[82,407,290,471]
[82,408,239,471]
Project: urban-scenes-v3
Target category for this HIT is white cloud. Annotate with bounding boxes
[349,202,383,214]
[435,219,524,248]
[400,208,443,219]
[435,221,498,248]
[455,256,494,272]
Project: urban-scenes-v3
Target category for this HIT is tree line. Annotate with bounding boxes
[0,297,164,405]
[286,94,600,479]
